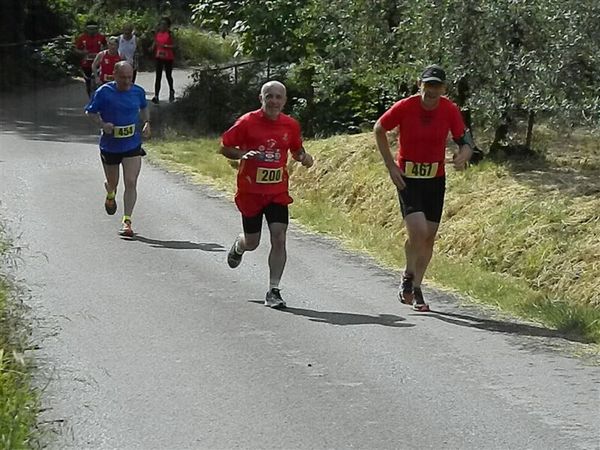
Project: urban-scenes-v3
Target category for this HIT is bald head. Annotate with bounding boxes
[114,61,134,90]
[114,61,133,75]
[260,81,286,97]
[260,81,287,119]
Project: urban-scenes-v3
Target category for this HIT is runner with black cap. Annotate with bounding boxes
[373,64,473,311]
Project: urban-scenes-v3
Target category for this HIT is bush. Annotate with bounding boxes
[172,27,235,66]
[169,62,265,134]
[30,36,79,79]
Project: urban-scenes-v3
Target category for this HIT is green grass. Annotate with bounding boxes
[173,27,236,66]
[0,257,37,449]
[146,132,600,344]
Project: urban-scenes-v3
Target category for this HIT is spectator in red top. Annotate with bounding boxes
[374,65,473,311]
[150,17,176,104]
[221,81,314,308]
[92,37,122,85]
[74,20,107,98]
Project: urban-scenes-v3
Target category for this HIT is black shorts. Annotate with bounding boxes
[397,176,446,223]
[100,146,146,165]
[242,203,289,234]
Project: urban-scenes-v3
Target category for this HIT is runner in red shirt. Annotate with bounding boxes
[221,81,314,308]
[92,37,122,85]
[374,65,473,311]
[150,17,176,104]
[74,21,107,98]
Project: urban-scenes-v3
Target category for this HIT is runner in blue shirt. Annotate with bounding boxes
[85,61,151,237]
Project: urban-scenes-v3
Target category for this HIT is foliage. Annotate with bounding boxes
[190,0,600,142]
[0,229,37,448]
[172,27,235,65]
[169,62,265,134]
[0,0,200,88]
[29,36,79,79]
[191,0,307,61]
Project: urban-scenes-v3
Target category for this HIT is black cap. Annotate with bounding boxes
[421,65,446,83]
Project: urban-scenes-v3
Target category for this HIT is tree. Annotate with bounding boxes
[189,0,600,140]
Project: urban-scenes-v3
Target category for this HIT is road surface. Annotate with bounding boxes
[0,71,598,449]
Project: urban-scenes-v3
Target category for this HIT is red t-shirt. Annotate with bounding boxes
[98,51,122,83]
[379,95,465,177]
[154,31,174,60]
[75,33,107,69]
[221,109,303,195]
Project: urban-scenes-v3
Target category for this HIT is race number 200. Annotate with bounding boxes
[256,167,283,184]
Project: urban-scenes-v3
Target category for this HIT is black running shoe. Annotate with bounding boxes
[104,197,117,215]
[412,287,430,312]
[398,273,414,305]
[227,236,243,268]
[265,288,286,309]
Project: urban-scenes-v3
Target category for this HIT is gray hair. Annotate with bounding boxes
[260,80,286,96]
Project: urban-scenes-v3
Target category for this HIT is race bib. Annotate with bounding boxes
[256,167,283,184]
[157,50,167,58]
[113,124,135,138]
[405,161,438,179]
[104,74,114,81]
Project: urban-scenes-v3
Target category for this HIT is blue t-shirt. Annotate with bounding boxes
[85,82,148,153]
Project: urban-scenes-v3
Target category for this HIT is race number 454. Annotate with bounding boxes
[113,124,135,138]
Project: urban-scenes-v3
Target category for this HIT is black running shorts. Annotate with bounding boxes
[242,203,289,234]
[100,146,146,165]
[397,176,446,223]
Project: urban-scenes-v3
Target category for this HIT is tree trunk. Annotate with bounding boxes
[525,110,535,150]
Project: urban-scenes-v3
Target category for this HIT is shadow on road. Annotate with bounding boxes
[424,309,590,344]
[0,71,191,144]
[129,234,225,251]
[0,80,100,143]
[249,301,414,328]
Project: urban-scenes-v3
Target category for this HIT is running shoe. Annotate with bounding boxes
[398,273,414,305]
[169,90,175,103]
[227,236,243,268]
[151,96,159,105]
[104,182,117,215]
[412,287,430,312]
[265,288,286,309]
[104,197,117,215]
[119,219,134,238]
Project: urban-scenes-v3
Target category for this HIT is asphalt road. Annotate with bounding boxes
[0,71,598,450]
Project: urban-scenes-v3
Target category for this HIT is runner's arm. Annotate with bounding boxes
[452,131,474,170]
[221,146,268,161]
[73,37,86,57]
[140,108,151,138]
[291,147,314,167]
[91,52,102,78]
[374,120,406,189]
[85,111,113,134]
[220,146,248,160]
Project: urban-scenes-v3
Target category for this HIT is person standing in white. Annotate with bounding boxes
[118,24,138,83]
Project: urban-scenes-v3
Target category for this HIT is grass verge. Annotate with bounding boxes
[0,232,37,449]
[146,133,600,344]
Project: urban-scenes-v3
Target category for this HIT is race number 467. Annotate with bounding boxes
[405,161,438,179]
